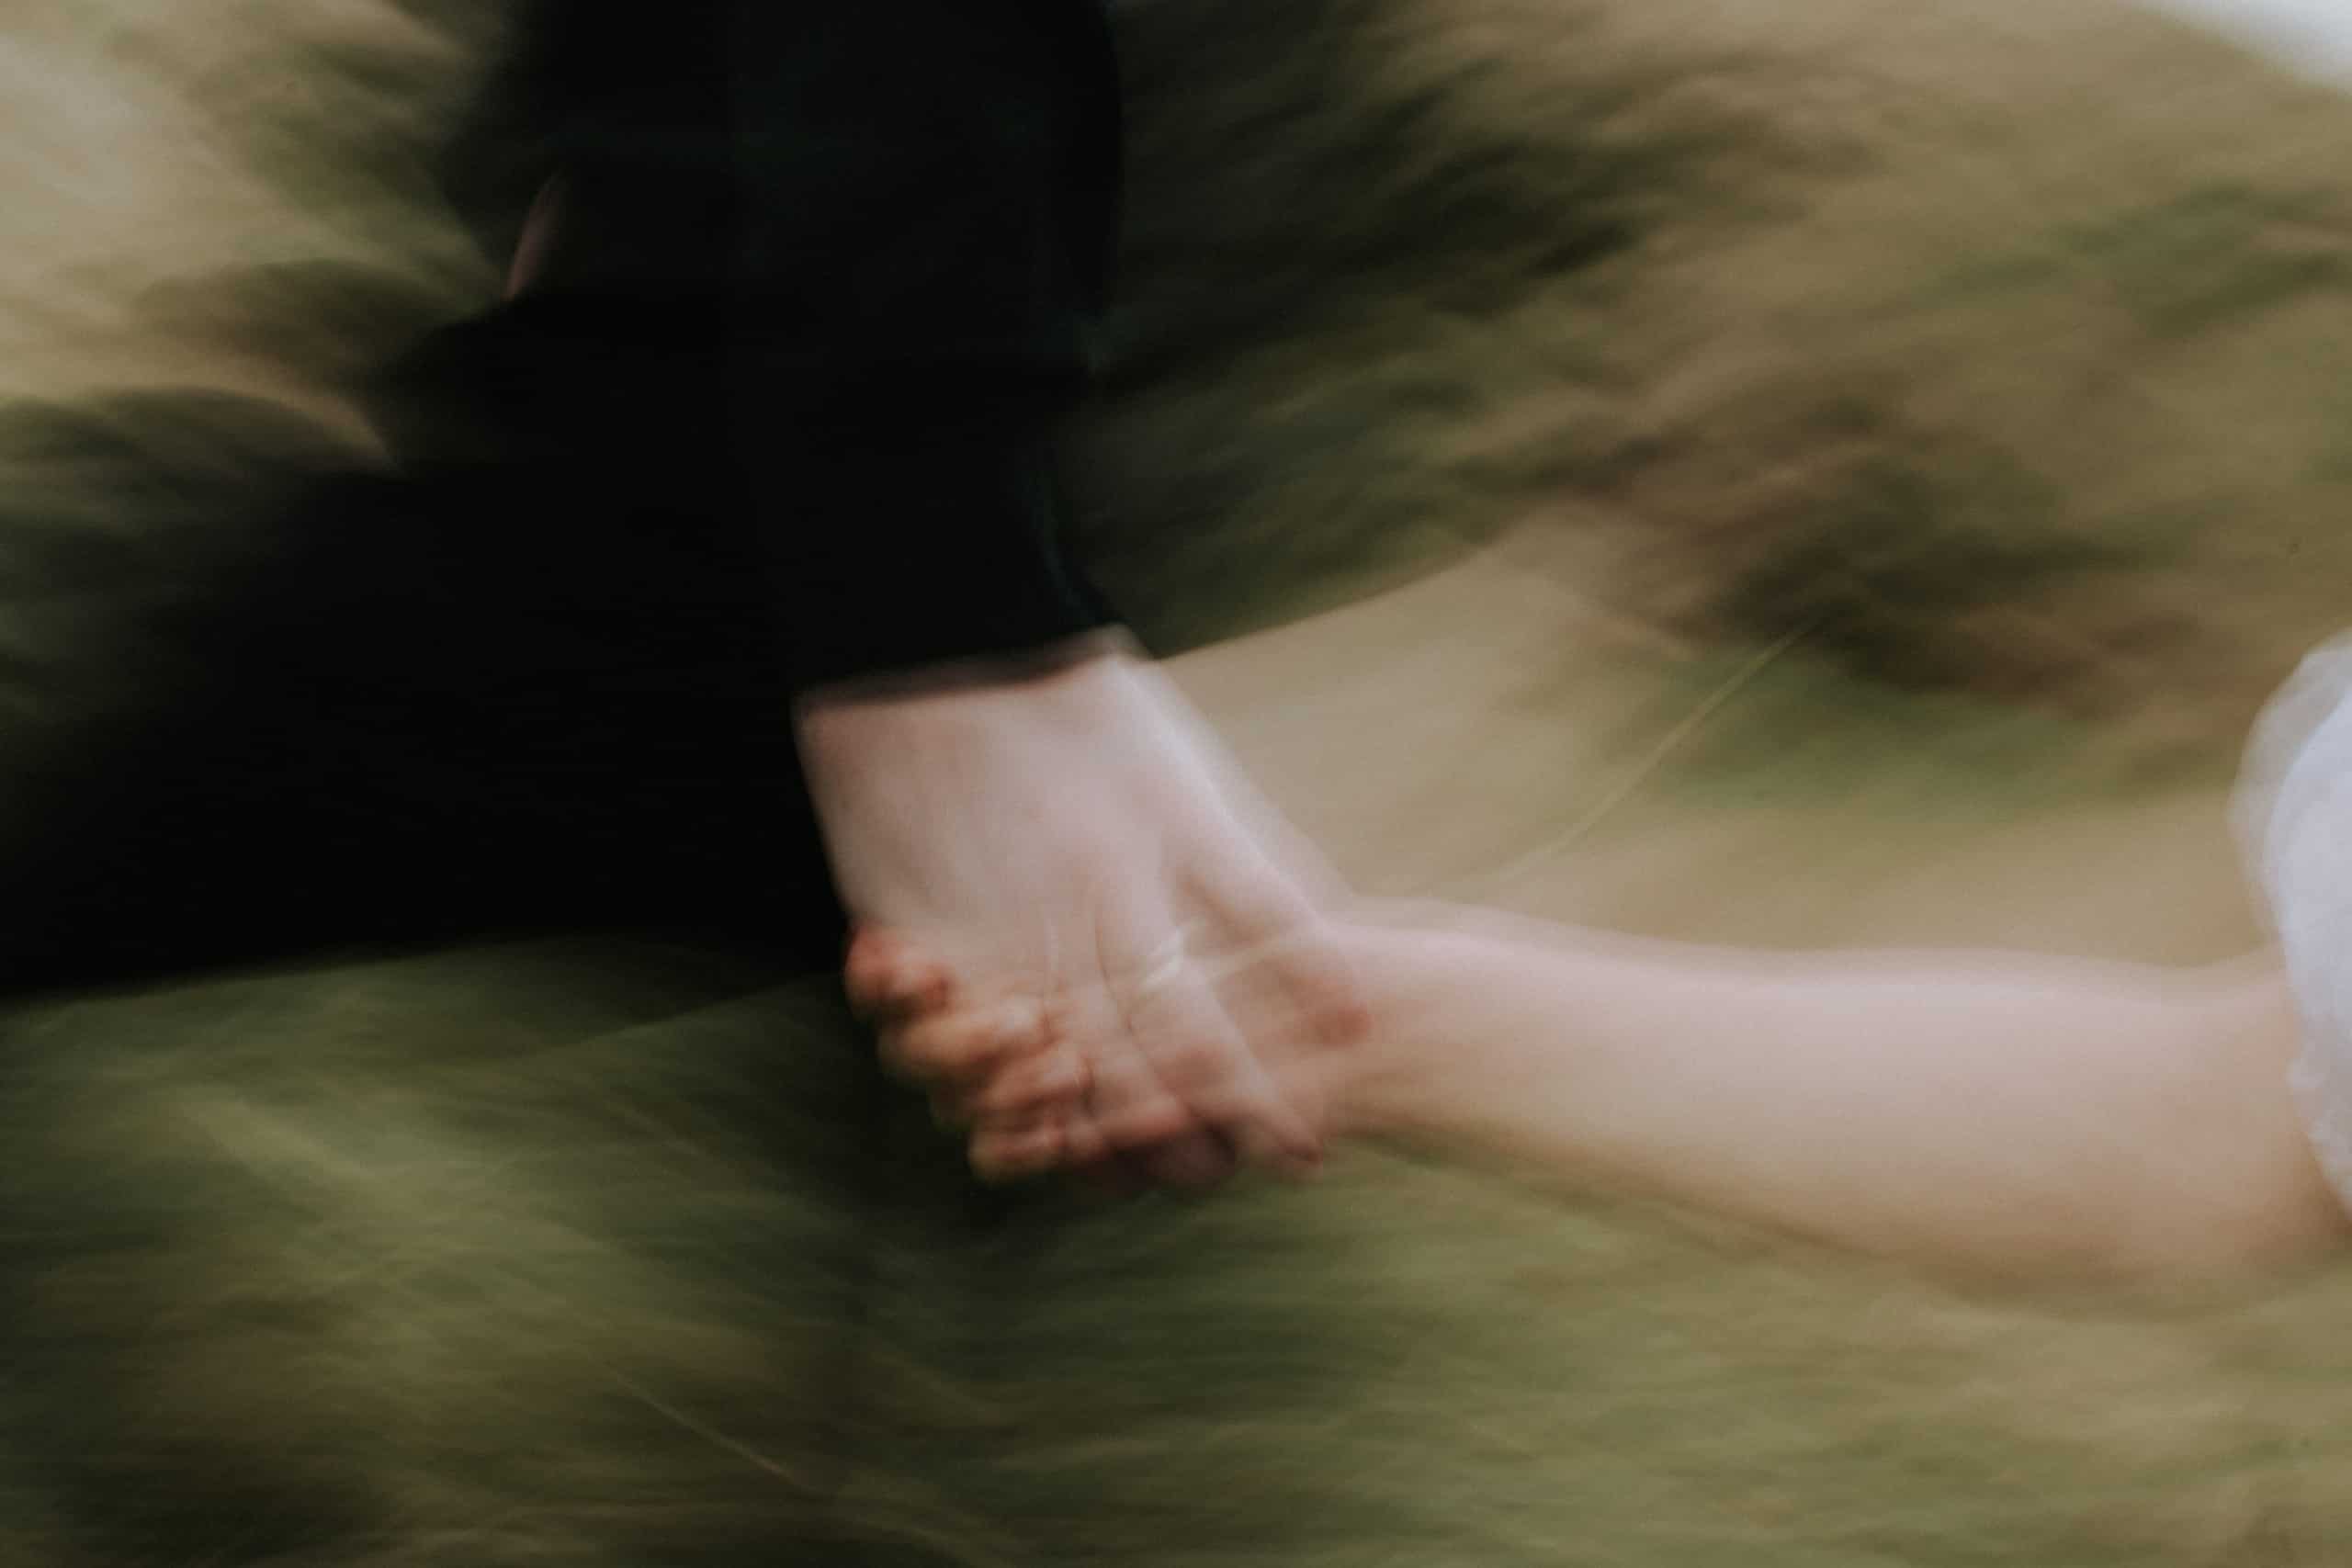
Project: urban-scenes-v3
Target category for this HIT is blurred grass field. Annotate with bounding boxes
[8,0,2352,1562]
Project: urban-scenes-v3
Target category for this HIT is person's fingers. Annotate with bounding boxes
[1057,1099,1119,1170]
[962,1110,1226,1190]
[1080,1076,1197,1153]
[963,1045,1091,1120]
[843,926,955,1023]
[969,1115,1066,1185]
[1099,897,1321,1173]
[1133,984,1317,1170]
[1074,972,1217,1156]
[1046,914,1198,1156]
[880,995,1051,1085]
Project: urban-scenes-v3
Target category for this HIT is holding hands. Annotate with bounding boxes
[796,635,1370,1189]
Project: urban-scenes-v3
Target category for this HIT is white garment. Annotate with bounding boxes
[2234,634,2352,1210]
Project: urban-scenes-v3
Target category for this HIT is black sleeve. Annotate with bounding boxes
[723,4,1127,693]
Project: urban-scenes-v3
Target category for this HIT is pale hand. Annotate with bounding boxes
[797,633,1368,1184]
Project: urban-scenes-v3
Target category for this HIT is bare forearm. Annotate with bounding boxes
[1334,906,2346,1278]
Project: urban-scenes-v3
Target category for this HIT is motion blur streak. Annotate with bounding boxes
[4,2,2352,1564]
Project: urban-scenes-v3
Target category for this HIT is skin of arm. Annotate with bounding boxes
[1319,903,2350,1281]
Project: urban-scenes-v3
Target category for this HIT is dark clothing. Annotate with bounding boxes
[0,451,844,994]
[447,2,1125,690]
[0,4,1129,994]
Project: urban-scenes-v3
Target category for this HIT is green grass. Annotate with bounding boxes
[16,945,2352,1566]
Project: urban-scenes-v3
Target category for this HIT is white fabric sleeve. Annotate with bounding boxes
[2233,634,2352,1211]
